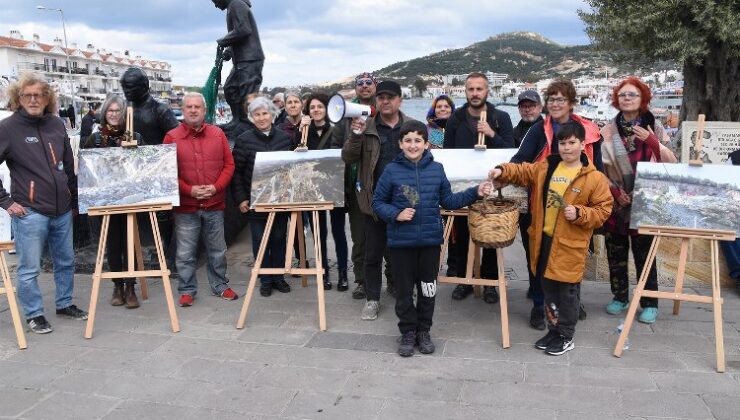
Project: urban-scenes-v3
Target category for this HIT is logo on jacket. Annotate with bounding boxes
[25,137,39,144]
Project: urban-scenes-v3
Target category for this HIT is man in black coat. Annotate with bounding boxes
[513,90,544,147]
[443,72,514,304]
[79,104,98,139]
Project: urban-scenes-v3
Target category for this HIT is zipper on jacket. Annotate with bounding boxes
[415,161,421,233]
[37,125,61,216]
[29,180,35,204]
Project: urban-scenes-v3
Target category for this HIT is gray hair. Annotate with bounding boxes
[272,92,285,102]
[284,90,302,103]
[247,96,278,121]
[100,94,127,127]
[182,91,206,107]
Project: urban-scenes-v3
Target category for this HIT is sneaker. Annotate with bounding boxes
[416,331,435,354]
[530,306,546,330]
[219,288,238,300]
[352,284,366,300]
[451,284,473,300]
[178,294,194,307]
[535,329,560,350]
[260,283,272,297]
[606,299,629,315]
[398,330,416,357]
[545,335,575,356]
[483,286,499,304]
[55,305,88,320]
[27,316,53,334]
[638,307,658,324]
[273,279,291,293]
[361,300,380,320]
[579,303,587,320]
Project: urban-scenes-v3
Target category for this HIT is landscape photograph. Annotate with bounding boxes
[77,144,180,214]
[431,149,529,211]
[250,150,345,207]
[630,162,740,235]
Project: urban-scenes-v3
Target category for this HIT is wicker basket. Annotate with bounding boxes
[468,193,520,249]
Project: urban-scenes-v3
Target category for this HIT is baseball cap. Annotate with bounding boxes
[517,90,541,105]
[376,81,402,97]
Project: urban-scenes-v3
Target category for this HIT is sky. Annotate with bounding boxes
[0,0,592,87]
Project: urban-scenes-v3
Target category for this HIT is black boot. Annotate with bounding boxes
[337,269,349,291]
[323,272,332,291]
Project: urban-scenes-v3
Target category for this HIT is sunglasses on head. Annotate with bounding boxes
[356,79,374,87]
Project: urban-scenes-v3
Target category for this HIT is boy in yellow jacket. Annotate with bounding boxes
[490,122,613,355]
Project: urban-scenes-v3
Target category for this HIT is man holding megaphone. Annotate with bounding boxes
[342,80,417,321]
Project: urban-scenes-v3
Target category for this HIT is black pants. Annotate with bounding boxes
[537,234,579,339]
[363,215,392,301]
[453,217,498,279]
[520,212,544,306]
[391,246,439,334]
[106,214,135,286]
[605,231,658,308]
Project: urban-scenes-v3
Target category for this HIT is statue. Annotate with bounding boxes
[120,68,179,145]
[212,0,264,135]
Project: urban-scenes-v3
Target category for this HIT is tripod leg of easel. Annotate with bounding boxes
[672,238,690,315]
[285,211,298,275]
[312,210,327,331]
[615,235,661,356]
[297,212,308,287]
[1,253,26,349]
[471,240,482,297]
[439,215,455,273]
[237,213,275,329]
[496,248,510,348]
[710,239,725,372]
[133,215,148,300]
[86,214,110,339]
[149,212,179,333]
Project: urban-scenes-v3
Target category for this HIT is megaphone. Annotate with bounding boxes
[328,94,375,132]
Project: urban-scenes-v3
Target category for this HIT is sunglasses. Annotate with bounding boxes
[356,79,374,87]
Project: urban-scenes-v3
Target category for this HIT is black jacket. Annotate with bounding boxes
[0,110,77,216]
[511,119,605,172]
[443,102,514,149]
[230,126,292,206]
[80,112,96,138]
[133,96,179,146]
[513,115,543,148]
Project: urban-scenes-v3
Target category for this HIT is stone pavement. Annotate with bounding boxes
[1,228,740,420]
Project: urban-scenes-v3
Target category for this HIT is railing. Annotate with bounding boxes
[16,62,48,72]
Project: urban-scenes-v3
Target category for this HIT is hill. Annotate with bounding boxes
[376,31,675,82]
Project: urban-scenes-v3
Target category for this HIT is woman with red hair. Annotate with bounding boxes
[601,76,676,324]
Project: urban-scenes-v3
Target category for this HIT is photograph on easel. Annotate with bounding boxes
[431,149,529,212]
[630,162,740,235]
[250,149,344,208]
[681,121,740,164]
[77,144,180,213]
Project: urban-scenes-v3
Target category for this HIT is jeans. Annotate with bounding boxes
[329,208,349,271]
[175,210,229,296]
[249,214,288,285]
[12,209,75,319]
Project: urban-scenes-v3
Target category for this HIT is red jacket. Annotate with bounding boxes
[164,122,234,213]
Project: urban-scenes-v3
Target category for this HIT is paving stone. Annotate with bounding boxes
[443,341,569,365]
[102,401,215,420]
[702,394,740,420]
[379,399,555,420]
[305,331,365,350]
[236,326,316,346]
[0,361,67,389]
[650,371,740,395]
[248,365,351,394]
[281,391,384,420]
[8,342,91,366]
[174,383,296,416]
[620,390,713,419]
[570,347,685,371]
[342,372,463,402]
[0,385,50,418]
[22,391,120,420]
[172,357,262,385]
[384,356,524,384]
[524,364,657,390]
[154,336,257,361]
[96,374,191,402]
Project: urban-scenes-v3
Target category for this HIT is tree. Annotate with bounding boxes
[579,1,740,121]
[413,78,427,97]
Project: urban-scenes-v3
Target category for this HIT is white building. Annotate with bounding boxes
[0,30,172,102]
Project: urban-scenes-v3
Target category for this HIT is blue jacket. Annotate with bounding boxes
[372,149,479,248]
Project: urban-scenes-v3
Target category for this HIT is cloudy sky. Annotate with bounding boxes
[1,0,591,87]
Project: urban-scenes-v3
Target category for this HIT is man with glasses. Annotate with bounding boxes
[0,73,88,334]
[443,72,514,304]
[342,80,415,320]
[272,93,287,125]
[514,91,543,147]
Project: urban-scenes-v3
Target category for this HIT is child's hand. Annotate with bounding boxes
[396,208,415,222]
[478,181,493,197]
[488,168,502,179]
[564,205,577,221]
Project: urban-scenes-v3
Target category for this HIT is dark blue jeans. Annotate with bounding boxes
[720,238,740,281]
[249,214,288,285]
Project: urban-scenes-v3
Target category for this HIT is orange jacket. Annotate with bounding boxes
[498,154,613,283]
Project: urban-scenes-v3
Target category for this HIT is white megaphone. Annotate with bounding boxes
[328,94,375,134]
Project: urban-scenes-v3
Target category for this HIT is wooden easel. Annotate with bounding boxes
[474,110,488,151]
[613,225,734,372]
[295,125,309,152]
[0,241,26,349]
[85,202,180,338]
[237,202,334,331]
[688,114,706,166]
[438,208,510,348]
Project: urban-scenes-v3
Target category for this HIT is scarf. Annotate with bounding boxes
[98,124,126,147]
[615,111,656,152]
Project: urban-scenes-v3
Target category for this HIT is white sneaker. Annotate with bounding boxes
[361,300,380,320]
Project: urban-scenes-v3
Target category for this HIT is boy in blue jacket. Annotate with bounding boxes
[373,120,492,357]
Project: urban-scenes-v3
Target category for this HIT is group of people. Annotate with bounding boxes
[3,68,738,359]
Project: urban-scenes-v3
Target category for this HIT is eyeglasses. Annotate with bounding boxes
[20,93,47,101]
[356,79,374,87]
[106,109,122,114]
[546,97,568,105]
[618,92,640,99]
[272,100,281,104]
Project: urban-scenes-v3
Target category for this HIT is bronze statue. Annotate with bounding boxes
[120,68,179,145]
[212,0,265,133]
